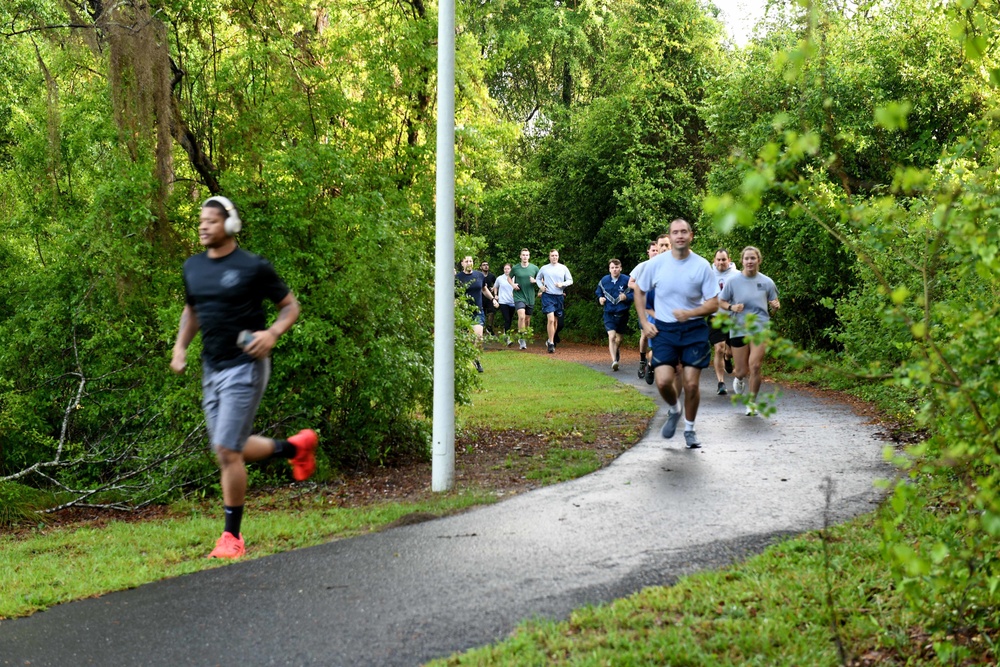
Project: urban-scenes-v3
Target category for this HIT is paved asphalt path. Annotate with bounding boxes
[0,355,892,666]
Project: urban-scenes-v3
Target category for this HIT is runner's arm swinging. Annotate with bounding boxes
[170,305,200,374]
[244,293,301,359]
[633,286,658,338]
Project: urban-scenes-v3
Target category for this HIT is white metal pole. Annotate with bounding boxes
[432,0,456,492]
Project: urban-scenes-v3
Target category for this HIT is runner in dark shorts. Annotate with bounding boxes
[456,255,495,372]
[495,263,517,346]
[709,248,741,395]
[509,249,539,349]
[597,259,632,371]
[634,219,719,449]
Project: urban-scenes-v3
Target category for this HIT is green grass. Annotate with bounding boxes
[459,351,655,435]
[767,353,918,427]
[0,353,654,620]
[516,448,601,485]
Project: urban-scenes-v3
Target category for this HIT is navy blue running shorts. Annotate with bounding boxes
[540,293,564,315]
[650,319,712,369]
[603,311,630,334]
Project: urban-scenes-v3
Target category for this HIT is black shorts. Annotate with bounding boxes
[708,327,729,346]
[499,303,516,330]
[650,319,712,369]
[728,336,748,349]
[514,301,534,317]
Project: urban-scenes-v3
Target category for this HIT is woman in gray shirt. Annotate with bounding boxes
[717,246,780,415]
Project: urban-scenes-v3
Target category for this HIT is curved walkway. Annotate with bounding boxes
[0,358,891,666]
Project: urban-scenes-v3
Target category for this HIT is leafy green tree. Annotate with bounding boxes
[470,0,725,339]
[705,0,1000,650]
[701,0,984,347]
[0,0,496,506]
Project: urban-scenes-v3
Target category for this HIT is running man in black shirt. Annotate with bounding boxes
[170,196,318,559]
[456,255,495,372]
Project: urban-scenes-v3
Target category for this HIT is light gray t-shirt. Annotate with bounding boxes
[712,265,741,293]
[536,263,574,296]
[719,272,778,337]
[636,251,718,324]
[711,264,741,329]
[496,273,515,305]
[628,259,652,287]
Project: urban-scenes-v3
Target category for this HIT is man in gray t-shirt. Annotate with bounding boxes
[628,241,659,379]
[709,249,742,395]
[634,219,719,449]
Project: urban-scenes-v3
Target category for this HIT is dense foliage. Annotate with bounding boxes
[0,0,499,503]
[700,0,1000,652]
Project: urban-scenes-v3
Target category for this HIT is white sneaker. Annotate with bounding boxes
[611,360,619,371]
[519,339,526,350]
[733,377,745,395]
[745,403,757,417]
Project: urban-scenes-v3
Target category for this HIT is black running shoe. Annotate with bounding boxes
[645,364,655,385]
[717,381,727,395]
[638,359,647,380]
[546,341,555,354]
[724,356,734,374]
[474,359,484,373]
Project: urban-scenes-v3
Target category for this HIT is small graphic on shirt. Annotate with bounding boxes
[221,270,242,288]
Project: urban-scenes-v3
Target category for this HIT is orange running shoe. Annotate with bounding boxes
[288,428,319,481]
[208,531,245,559]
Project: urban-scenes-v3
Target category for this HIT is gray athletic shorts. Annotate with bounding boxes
[202,358,271,452]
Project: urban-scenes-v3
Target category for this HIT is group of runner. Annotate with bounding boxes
[597,219,780,448]
[455,248,574,368]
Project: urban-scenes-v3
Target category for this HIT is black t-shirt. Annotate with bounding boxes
[183,248,290,369]
[455,270,485,310]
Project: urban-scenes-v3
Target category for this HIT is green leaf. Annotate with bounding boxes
[983,511,1000,537]
[874,101,913,131]
[964,35,988,60]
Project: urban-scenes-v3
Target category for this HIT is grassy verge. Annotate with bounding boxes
[766,353,918,428]
[462,351,654,435]
[0,352,654,620]
[460,351,656,484]
[0,492,488,619]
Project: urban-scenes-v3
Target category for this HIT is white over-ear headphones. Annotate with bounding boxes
[203,196,242,235]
